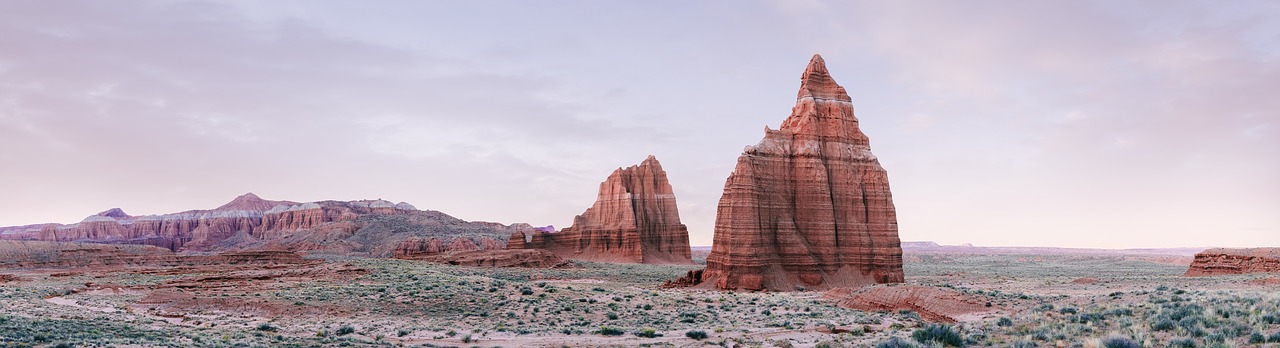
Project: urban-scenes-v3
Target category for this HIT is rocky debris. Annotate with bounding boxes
[0,274,20,282]
[407,249,573,268]
[677,54,903,291]
[509,156,693,264]
[662,269,705,288]
[823,285,993,323]
[1184,248,1280,276]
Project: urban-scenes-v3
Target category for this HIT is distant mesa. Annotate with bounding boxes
[0,193,525,260]
[1184,248,1280,276]
[508,155,694,264]
[668,54,904,291]
[900,241,941,249]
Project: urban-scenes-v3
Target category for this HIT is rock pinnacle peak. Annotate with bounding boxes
[797,53,850,102]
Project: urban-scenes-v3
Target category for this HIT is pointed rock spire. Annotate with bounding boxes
[797,54,851,102]
[677,54,902,291]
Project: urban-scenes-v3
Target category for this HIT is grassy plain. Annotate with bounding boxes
[1,251,1276,347]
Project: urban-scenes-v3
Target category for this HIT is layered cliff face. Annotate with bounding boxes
[509,156,693,264]
[0,193,292,251]
[0,194,522,257]
[1184,248,1280,276]
[685,54,904,291]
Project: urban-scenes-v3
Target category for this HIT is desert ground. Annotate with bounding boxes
[1,247,1277,348]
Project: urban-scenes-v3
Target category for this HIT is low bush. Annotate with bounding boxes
[876,337,920,348]
[685,330,708,340]
[1101,335,1139,348]
[912,324,964,347]
[597,326,624,336]
[634,327,661,338]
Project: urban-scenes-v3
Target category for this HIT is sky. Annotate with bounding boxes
[1,0,1276,249]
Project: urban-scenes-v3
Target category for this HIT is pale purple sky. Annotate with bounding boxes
[1,1,1276,248]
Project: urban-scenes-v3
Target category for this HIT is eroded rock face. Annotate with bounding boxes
[509,156,693,264]
[0,193,292,251]
[685,54,904,291]
[1184,248,1280,276]
[392,236,503,258]
[0,194,522,257]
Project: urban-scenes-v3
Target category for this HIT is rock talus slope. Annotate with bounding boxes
[509,156,693,264]
[680,54,904,291]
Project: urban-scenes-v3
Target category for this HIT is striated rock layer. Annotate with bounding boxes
[677,54,904,291]
[0,194,523,257]
[509,156,693,264]
[1184,248,1280,276]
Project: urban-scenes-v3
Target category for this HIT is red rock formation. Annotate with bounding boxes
[0,194,524,258]
[1184,248,1280,276]
[678,54,904,291]
[823,285,994,323]
[509,156,693,264]
[392,236,504,258]
[0,193,293,251]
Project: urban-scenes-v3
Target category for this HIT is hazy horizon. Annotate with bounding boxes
[2,0,1276,249]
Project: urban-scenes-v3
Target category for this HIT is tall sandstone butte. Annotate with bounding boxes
[508,155,693,264]
[693,54,904,291]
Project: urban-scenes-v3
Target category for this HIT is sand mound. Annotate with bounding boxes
[823,285,994,323]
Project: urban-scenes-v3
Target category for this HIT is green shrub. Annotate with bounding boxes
[997,317,1013,327]
[685,330,708,340]
[256,323,276,332]
[1152,318,1176,331]
[597,326,624,336]
[335,325,355,336]
[634,327,661,338]
[912,324,964,347]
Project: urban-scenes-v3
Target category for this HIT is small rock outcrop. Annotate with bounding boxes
[508,156,693,264]
[823,285,994,323]
[1184,248,1280,276]
[673,54,904,291]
